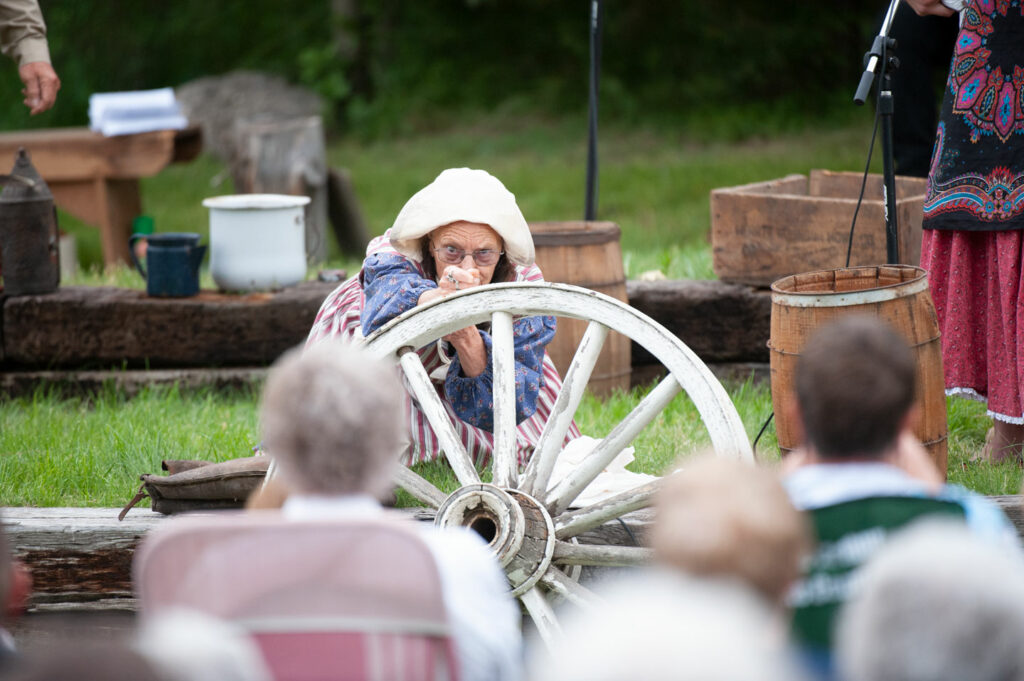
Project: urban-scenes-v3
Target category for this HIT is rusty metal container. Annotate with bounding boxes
[0,147,60,296]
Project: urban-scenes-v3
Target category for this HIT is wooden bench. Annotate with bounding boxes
[0,127,202,266]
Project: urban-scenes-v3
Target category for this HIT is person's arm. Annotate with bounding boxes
[0,0,59,114]
[903,0,956,16]
[444,314,556,429]
[360,253,438,336]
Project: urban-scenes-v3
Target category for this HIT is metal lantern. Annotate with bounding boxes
[0,147,59,296]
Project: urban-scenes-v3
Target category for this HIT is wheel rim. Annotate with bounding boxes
[362,282,752,645]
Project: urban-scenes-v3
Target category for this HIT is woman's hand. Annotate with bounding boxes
[415,265,488,376]
[438,265,483,294]
[417,265,483,306]
[903,0,956,16]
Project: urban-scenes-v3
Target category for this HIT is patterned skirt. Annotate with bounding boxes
[921,228,1024,423]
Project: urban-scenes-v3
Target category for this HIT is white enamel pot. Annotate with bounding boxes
[203,194,310,291]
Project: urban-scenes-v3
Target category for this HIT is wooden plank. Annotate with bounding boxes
[2,508,164,607]
[1,282,336,369]
[13,498,1022,612]
[0,128,184,181]
[1,506,654,612]
[0,367,267,399]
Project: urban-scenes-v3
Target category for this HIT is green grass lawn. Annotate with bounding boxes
[62,113,879,283]
[9,114,1015,508]
[0,378,1018,508]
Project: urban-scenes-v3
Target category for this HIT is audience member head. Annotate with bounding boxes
[794,315,916,460]
[531,571,809,681]
[837,522,1024,681]
[652,456,812,604]
[260,341,404,500]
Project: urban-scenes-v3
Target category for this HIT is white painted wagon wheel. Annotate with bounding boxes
[362,282,752,645]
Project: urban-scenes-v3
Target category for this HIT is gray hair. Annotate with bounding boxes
[531,570,809,681]
[260,341,404,497]
[837,521,1024,681]
[652,456,811,605]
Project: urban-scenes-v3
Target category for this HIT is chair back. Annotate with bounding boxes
[135,511,459,681]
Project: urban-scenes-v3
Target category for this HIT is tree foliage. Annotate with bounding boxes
[0,1,877,133]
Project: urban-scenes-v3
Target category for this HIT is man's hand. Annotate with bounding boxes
[903,0,956,16]
[18,60,59,115]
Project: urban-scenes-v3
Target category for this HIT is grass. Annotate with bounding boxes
[0,385,259,507]
[1,376,1019,508]
[11,112,1013,507]
[59,113,880,283]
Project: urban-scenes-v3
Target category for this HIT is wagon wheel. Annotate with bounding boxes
[362,282,752,645]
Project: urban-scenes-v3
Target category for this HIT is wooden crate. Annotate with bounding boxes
[710,170,927,287]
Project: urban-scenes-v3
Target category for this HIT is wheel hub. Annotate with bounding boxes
[435,483,555,597]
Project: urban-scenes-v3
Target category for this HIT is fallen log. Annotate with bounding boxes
[6,497,1023,612]
[2,505,654,612]
[0,282,336,369]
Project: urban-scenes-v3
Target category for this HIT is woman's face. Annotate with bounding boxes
[428,221,504,285]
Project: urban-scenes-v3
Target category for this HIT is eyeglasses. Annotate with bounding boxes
[432,245,504,267]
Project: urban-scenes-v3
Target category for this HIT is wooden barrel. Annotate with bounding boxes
[529,221,631,397]
[769,265,948,476]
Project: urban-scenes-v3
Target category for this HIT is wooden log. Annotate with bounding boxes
[2,279,770,372]
[2,508,164,609]
[1,506,653,612]
[231,116,329,265]
[0,282,336,369]
[10,498,1024,612]
[0,367,267,399]
[626,279,771,365]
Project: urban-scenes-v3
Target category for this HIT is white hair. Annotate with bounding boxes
[837,521,1024,681]
[530,569,809,681]
[260,341,404,497]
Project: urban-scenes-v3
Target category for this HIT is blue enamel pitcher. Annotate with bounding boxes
[129,232,206,297]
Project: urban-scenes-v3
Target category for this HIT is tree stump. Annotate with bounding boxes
[230,116,329,265]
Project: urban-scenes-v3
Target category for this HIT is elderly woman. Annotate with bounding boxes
[307,168,579,467]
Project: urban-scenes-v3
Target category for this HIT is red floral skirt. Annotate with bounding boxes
[921,229,1024,423]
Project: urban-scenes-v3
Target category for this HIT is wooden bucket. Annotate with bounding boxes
[529,221,631,397]
[769,265,948,476]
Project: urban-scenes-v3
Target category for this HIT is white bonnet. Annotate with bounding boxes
[389,168,535,267]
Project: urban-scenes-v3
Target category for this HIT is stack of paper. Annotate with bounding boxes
[88,87,188,137]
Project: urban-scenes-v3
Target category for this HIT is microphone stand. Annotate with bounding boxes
[854,0,901,265]
[584,0,603,221]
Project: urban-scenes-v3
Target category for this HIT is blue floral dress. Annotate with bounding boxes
[308,231,581,465]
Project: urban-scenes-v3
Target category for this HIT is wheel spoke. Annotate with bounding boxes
[553,479,662,540]
[392,465,447,509]
[397,347,480,486]
[546,375,681,514]
[539,569,601,610]
[552,541,653,567]
[490,311,518,489]
[521,321,609,497]
[519,585,563,649]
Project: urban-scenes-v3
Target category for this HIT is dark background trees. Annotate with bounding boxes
[3,1,878,134]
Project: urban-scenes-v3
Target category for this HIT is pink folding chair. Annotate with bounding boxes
[134,511,459,681]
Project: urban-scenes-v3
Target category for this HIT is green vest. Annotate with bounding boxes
[790,495,966,651]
